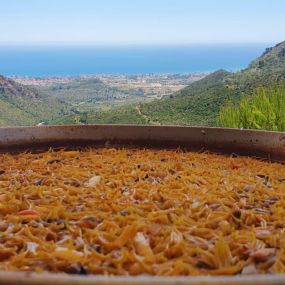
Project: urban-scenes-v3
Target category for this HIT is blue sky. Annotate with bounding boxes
[0,0,285,45]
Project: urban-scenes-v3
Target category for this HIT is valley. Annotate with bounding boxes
[1,41,285,128]
[0,73,203,126]
[66,40,285,127]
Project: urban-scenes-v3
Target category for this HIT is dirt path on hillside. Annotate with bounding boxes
[135,105,161,125]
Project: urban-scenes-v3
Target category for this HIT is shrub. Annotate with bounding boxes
[219,85,285,131]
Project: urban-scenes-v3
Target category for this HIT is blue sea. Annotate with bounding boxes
[0,44,271,76]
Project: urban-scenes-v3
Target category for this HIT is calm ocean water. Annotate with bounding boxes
[0,44,270,76]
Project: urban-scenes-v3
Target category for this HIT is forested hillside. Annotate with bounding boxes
[0,76,69,126]
[57,41,285,126]
[1,41,285,128]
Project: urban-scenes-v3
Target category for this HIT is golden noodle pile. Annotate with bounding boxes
[0,148,284,276]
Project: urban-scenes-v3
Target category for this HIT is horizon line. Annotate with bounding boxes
[0,41,278,47]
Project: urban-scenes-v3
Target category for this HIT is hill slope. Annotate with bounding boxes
[225,41,285,92]
[64,41,285,126]
[2,41,285,127]
[0,76,68,127]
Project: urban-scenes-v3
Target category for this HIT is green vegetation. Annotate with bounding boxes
[0,95,36,126]
[1,41,285,129]
[0,76,71,127]
[39,79,140,111]
[56,40,285,128]
[139,70,239,126]
[53,70,241,126]
[219,85,285,131]
[52,104,148,125]
[0,76,150,127]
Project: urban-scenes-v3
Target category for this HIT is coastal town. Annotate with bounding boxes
[11,73,206,100]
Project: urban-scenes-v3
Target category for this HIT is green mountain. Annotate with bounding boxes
[61,40,285,126]
[0,76,68,127]
[226,41,285,92]
[2,41,285,127]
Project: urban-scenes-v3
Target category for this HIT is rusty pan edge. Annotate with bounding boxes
[0,125,284,161]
